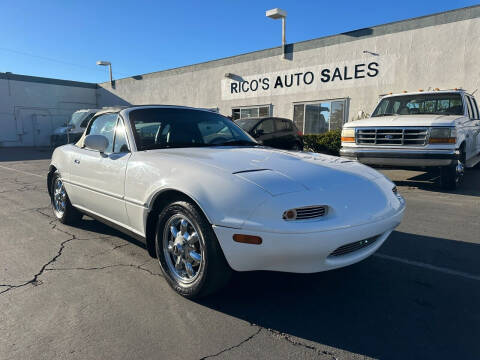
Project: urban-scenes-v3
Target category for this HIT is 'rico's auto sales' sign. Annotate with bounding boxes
[220,57,394,100]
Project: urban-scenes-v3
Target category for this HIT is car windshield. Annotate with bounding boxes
[372,93,464,117]
[129,108,257,150]
[235,118,260,132]
[68,111,88,126]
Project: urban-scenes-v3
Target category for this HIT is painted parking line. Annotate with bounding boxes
[374,253,480,281]
[0,164,44,178]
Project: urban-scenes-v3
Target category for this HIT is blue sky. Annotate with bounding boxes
[0,0,477,83]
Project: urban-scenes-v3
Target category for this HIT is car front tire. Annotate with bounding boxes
[155,200,231,298]
[50,171,83,224]
[440,151,465,190]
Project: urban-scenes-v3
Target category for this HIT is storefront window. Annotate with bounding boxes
[293,99,347,135]
[232,105,271,120]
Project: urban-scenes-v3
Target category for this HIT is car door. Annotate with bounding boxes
[253,118,277,147]
[68,113,131,226]
[275,118,296,149]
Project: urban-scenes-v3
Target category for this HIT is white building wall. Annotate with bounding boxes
[97,6,480,128]
[0,75,96,147]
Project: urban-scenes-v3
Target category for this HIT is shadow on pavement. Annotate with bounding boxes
[198,231,480,360]
[0,147,53,162]
[382,167,480,197]
[75,217,147,250]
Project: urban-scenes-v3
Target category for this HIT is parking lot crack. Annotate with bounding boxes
[0,236,76,296]
[199,327,262,359]
[45,261,163,278]
[262,328,338,358]
[0,220,83,296]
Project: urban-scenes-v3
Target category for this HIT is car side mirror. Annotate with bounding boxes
[253,129,264,137]
[84,134,108,153]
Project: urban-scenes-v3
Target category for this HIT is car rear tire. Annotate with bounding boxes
[155,200,231,298]
[50,171,83,224]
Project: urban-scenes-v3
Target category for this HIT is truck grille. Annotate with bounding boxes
[328,235,379,257]
[356,128,428,146]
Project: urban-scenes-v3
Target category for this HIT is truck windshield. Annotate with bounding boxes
[372,93,464,117]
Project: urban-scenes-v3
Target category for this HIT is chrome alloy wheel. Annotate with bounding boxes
[53,178,67,217]
[163,215,204,284]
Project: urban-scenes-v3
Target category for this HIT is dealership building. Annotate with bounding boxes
[1,5,479,147]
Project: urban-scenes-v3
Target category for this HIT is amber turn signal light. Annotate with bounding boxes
[233,234,262,245]
[341,137,355,142]
[429,138,456,144]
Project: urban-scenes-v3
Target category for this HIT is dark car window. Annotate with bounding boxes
[256,119,275,134]
[86,113,118,153]
[129,108,256,150]
[235,118,260,132]
[276,119,293,131]
[80,113,96,128]
[470,96,480,119]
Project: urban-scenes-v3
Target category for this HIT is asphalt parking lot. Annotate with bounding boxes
[1,148,479,360]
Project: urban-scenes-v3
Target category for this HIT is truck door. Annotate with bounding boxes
[468,96,480,156]
[465,96,480,158]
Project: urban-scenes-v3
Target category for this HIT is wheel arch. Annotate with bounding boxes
[144,188,212,258]
[459,141,466,162]
[47,165,57,198]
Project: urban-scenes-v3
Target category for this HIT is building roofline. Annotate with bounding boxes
[0,72,97,89]
[100,4,480,86]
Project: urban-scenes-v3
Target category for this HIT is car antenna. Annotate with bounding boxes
[471,89,478,96]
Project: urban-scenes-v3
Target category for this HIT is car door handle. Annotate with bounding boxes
[74,159,80,164]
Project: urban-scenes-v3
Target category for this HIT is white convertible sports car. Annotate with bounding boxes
[48,106,405,298]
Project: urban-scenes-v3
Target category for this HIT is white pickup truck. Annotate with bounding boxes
[340,90,480,189]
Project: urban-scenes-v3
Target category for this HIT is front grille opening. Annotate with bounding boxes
[282,205,328,221]
[296,206,327,219]
[328,235,380,257]
[356,128,428,146]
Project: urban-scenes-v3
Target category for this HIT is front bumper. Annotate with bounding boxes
[340,147,458,167]
[213,205,404,273]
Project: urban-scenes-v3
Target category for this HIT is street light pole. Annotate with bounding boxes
[96,60,113,85]
[266,8,287,59]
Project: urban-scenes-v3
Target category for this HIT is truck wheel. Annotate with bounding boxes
[155,200,232,299]
[440,153,465,190]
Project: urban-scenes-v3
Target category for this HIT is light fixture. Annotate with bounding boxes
[96,60,113,85]
[266,8,287,59]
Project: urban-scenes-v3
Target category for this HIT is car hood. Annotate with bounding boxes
[344,114,462,128]
[147,147,386,196]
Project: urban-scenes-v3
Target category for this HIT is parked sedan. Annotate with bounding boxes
[48,106,405,298]
[51,109,99,147]
[235,117,304,150]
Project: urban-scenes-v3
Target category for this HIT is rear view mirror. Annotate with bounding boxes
[84,134,108,153]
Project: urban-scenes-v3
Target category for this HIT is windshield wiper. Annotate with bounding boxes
[214,139,258,146]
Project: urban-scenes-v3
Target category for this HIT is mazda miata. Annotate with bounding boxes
[48,106,405,298]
